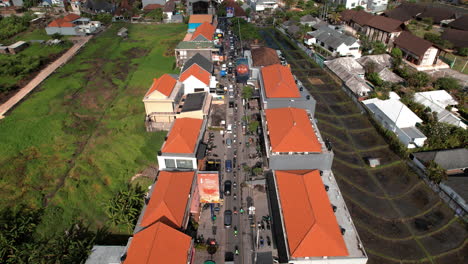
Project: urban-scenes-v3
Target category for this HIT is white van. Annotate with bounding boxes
[227,124,232,133]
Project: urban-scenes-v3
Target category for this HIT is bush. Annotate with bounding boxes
[408,71,430,88]
[366,72,383,86]
[457,47,468,57]
[434,77,460,91]
[0,13,35,41]
[367,114,408,157]
[423,33,452,49]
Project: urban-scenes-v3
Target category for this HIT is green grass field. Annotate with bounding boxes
[0,23,186,237]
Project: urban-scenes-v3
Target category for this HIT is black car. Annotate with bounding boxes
[224,180,232,196]
[233,157,237,168]
[229,101,235,108]
[224,210,232,227]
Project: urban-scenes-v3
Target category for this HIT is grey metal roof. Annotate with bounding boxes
[401,126,426,139]
[181,92,207,112]
[309,25,357,49]
[182,53,213,73]
[413,148,468,170]
[175,41,216,49]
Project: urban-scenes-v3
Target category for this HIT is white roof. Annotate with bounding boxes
[414,90,458,108]
[363,97,423,128]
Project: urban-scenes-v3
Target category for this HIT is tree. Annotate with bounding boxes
[371,41,387,55]
[367,72,383,86]
[434,77,460,91]
[146,8,164,21]
[457,47,468,57]
[284,0,296,9]
[253,167,263,175]
[245,8,252,17]
[328,12,341,24]
[426,161,447,184]
[335,4,346,13]
[217,3,227,17]
[105,184,145,232]
[51,33,63,40]
[391,47,403,67]
[249,121,259,133]
[242,86,254,100]
[408,71,430,88]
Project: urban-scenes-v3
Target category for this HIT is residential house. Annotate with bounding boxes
[268,169,368,264]
[175,40,220,67]
[287,24,301,37]
[143,73,183,125]
[363,15,404,47]
[188,14,214,32]
[177,92,212,119]
[367,0,388,13]
[448,14,468,31]
[248,0,278,12]
[259,64,316,115]
[261,107,333,170]
[11,0,23,6]
[393,31,447,70]
[135,170,196,232]
[324,57,371,98]
[182,52,214,74]
[190,22,215,41]
[180,63,217,94]
[142,0,165,9]
[299,15,322,27]
[163,0,176,21]
[85,0,115,13]
[356,54,404,83]
[247,46,281,80]
[384,2,458,25]
[143,3,163,11]
[41,0,64,7]
[304,25,361,58]
[187,0,216,15]
[46,14,101,35]
[157,117,206,170]
[222,0,247,18]
[123,222,194,264]
[340,9,375,33]
[410,148,468,213]
[441,28,468,49]
[330,0,366,10]
[414,90,466,129]
[363,93,427,148]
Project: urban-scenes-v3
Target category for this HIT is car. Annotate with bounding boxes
[226,138,232,148]
[225,159,232,172]
[224,210,232,227]
[224,180,232,196]
[221,64,227,71]
[229,91,234,98]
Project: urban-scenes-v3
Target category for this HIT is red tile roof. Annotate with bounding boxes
[63,13,80,22]
[265,108,321,153]
[48,14,81,28]
[141,171,195,228]
[124,222,191,264]
[261,64,300,98]
[191,22,215,41]
[188,14,213,24]
[145,74,177,97]
[162,118,203,154]
[275,170,348,258]
[179,63,210,86]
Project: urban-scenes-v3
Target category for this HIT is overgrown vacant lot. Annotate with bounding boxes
[0,23,185,237]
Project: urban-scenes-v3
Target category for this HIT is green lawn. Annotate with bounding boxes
[0,28,72,91]
[0,23,186,237]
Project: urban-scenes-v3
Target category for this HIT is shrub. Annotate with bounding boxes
[457,47,468,57]
[434,77,460,91]
[408,71,430,88]
[366,72,383,86]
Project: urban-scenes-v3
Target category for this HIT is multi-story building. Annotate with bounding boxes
[157,117,207,170]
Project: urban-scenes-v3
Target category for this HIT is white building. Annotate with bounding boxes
[179,63,217,94]
[414,90,466,129]
[248,0,278,12]
[363,92,427,148]
[304,25,361,58]
[157,117,206,170]
[331,0,387,13]
[331,0,367,10]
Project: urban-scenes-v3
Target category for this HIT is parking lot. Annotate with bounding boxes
[259,28,468,264]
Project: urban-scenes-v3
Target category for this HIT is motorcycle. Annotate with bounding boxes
[235,246,239,255]
[234,226,238,236]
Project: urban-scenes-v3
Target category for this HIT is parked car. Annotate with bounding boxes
[224,210,232,227]
[224,180,232,196]
[226,138,232,148]
[225,159,232,172]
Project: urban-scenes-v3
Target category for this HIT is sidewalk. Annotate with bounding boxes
[0,36,92,118]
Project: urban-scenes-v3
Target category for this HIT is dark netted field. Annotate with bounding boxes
[260,28,468,264]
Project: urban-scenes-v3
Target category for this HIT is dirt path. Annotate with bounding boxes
[0,36,92,119]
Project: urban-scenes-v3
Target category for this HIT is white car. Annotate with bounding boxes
[221,64,227,71]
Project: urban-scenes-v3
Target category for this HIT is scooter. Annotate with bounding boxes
[235,245,239,255]
[234,226,238,236]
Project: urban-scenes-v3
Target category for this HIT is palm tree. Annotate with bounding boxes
[328,12,342,24]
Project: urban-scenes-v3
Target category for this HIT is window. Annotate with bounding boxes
[194,88,205,92]
[176,159,194,169]
[165,159,176,168]
[349,47,359,50]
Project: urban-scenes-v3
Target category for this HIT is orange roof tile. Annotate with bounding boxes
[179,64,210,86]
[124,222,191,264]
[141,171,195,228]
[161,118,203,154]
[261,64,301,98]
[145,74,177,97]
[265,108,321,153]
[275,170,348,258]
[48,18,75,28]
[188,14,213,24]
[63,13,81,22]
[191,22,215,41]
